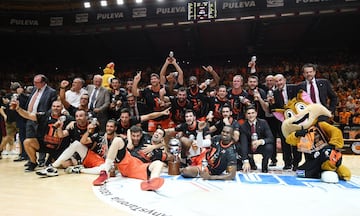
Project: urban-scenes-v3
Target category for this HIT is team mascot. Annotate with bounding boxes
[102,62,115,90]
[273,90,351,183]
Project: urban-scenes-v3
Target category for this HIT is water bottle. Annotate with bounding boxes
[251,133,258,141]
[10,94,19,110]
[201,158,208,171]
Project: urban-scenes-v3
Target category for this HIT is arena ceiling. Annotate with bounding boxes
[1,1,360,69]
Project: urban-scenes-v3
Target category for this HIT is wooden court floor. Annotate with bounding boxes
[0,153,359,216]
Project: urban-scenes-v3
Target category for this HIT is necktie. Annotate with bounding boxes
[280,89,285,105]
[310,81,316,103]
[90,88,98,110]
[251,123,255,134]
[28,89,40,113]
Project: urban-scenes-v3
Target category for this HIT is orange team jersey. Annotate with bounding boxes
[117,149,149,180]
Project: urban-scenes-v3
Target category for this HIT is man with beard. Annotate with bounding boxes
[167,110,211,166]
[132,72,171,132]
[245,75,268,119]
[12,100,73,171]
[181,125,237,180]
[35,119,118,177]
[167,87,193,125]
[208,85,229,123]
[227,75,248,124]
[115,107,170,139]
[186,76,210,121]
[127,126,173,163]
[91,128,166,191]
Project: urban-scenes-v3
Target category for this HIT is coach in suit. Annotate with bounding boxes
[240,105,274,173]
[24,74,57,169]
[298,63,338,114]
[269,74,302,171]
[86,74,110,132]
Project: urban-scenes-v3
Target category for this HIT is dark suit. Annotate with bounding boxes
[25,85,57,113]
[25,85,57,138]
[271,84,298,109]
[298,79,338,113]
[86,85,110,132]
[269,84,302,169]
[25,85,57,165]
[239,118,274,171]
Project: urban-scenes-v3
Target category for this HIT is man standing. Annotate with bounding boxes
[269,74,301,170]
[86,74,110,132]
[298,63,338,115]
[25,74,57,167]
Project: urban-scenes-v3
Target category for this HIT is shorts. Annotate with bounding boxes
[5,122,17,135]
[117,150,150,180]
[189,149,206,166]
[25,120,38,138]
[82,150,105,168]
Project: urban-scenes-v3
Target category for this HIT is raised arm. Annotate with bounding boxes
[132,71,142,97]
[59,80,71,109]
[140,107,170,122]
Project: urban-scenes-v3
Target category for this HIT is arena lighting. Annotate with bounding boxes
[117,0,124,5]
[135,0,143,3]
[100,0,108,7]
[84,2,91,8]
[259,14,276,19]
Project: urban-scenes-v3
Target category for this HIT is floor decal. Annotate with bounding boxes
[93,172,360,216]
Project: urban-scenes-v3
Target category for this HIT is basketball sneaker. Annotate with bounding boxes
[140,177,165,191]
[35,165,58,177]
[93,170,108,186]
[65,165,84,174]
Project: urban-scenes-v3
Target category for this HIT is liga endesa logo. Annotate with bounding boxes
[93,173,360,216]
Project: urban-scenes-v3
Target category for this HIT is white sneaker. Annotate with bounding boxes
[36,165,58,177]
[65,165,83,174]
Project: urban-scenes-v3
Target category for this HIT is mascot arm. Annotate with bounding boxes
[319,122,343,149]
[285,132,300,146]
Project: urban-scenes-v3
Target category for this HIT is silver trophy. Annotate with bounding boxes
[169,138,181,161]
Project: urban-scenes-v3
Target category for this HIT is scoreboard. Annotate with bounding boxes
[188,1,217,21]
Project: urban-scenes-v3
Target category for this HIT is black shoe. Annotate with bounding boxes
[237,159,243,171]
[292,164,298,171]
[269,162,277,167]
[24,161,31,167]
[262,168,268,173]
[283,165,292,170]
[14,156,25,162]
[38,162,46,167]
[249,156,257,170]
[25,162,37,172]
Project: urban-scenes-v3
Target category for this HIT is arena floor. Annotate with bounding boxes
[1,153,359,216]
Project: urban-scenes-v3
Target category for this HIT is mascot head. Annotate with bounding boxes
[103,62,115,75]
[273,90,331,138]
[102,62,116,89]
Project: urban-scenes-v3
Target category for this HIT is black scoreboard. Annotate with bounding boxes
[188,1,217,21]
